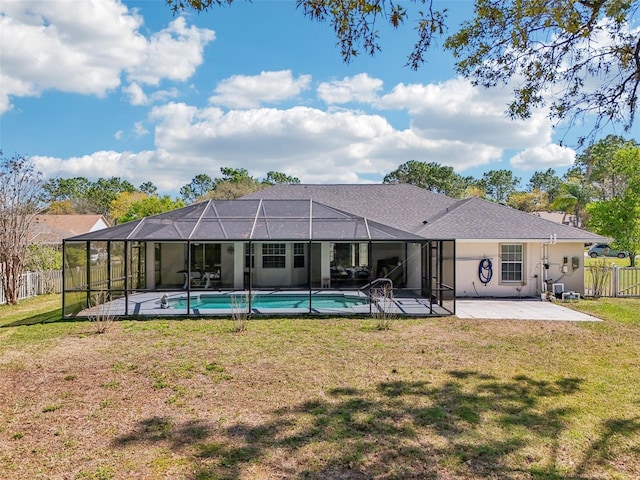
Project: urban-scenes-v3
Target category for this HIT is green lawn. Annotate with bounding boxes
[584,255,635,268]
[0,295,638,479]
[0,294,62,327]
[570,297,640,323]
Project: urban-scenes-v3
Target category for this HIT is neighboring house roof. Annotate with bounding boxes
[30,215,110,244]
[67,199,424,242]
[245,184,606,242]
[533,211,580,228]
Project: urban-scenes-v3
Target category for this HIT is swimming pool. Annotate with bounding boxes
[170,293,371,310]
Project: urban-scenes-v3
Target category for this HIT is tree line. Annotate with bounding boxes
[41,168,300,224]
[384,135,640,224]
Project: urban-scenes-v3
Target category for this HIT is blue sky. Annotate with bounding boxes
[1,0,635,196]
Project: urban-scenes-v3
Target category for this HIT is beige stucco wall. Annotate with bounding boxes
[160,242,185,286]
[456,241,586,298]
[251,242,310,288]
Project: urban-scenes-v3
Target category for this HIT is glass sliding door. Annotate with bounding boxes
[329,242,371,288]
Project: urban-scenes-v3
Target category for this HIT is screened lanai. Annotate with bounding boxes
[63,199,455,317]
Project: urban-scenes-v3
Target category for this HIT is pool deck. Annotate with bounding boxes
[79,290,451,317]
[77,291,603,321]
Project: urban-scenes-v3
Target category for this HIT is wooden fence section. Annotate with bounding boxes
[585,265,640,298]
[63,263,130,292]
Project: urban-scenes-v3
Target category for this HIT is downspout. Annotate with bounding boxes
[404,241,408,290]
[542,234,556,295]
[541,242,546,296]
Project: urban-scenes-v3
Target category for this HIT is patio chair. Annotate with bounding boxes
[183,271,205,289]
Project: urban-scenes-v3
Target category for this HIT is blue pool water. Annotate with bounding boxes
[171,293,370,310]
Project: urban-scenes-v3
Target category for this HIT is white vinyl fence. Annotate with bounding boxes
[2,263,129,305]
[0,270,63,305]
[585,265,640,298]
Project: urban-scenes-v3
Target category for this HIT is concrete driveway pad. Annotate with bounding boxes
[456,299,601,321]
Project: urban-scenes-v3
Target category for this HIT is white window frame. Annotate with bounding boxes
[293,243,305,268]
[262,243,286,269]
[500,243,524,283]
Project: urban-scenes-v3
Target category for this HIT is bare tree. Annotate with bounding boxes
[0,153,45,304]
[230,290,253,333]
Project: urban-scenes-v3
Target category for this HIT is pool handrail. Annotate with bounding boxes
[359,277,393,294]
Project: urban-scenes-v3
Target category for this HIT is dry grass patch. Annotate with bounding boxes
[0,312,639,479]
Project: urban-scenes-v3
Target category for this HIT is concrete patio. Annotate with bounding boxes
[455,299,601,321]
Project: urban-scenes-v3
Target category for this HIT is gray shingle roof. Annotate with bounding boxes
[243,183,458,233]
[67,199,423,242]
[68,185,606,243]
[414,196,604,241]
[246,185,606,242]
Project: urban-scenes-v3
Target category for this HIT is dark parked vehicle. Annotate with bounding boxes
[588,244,628,258]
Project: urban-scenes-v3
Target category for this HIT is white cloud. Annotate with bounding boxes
[509,144,576,170]
[317,73,384,104]
[30,85,514,192]
[0,1,213,114]
[27,67,571,194]
[376,77,553,149]
[126,17,215,86]
[123,82,179,106]
[134,122,149,138]
[150,102,392,157]
[31,60,573,194]
[123,83,148,106]
[34,150,156,183]
[113,130,123,140]
[148,88,180,104]
[141,101,503,186]
[208,70,312,109]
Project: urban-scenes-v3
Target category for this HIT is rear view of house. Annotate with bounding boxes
[62,184,605,317]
